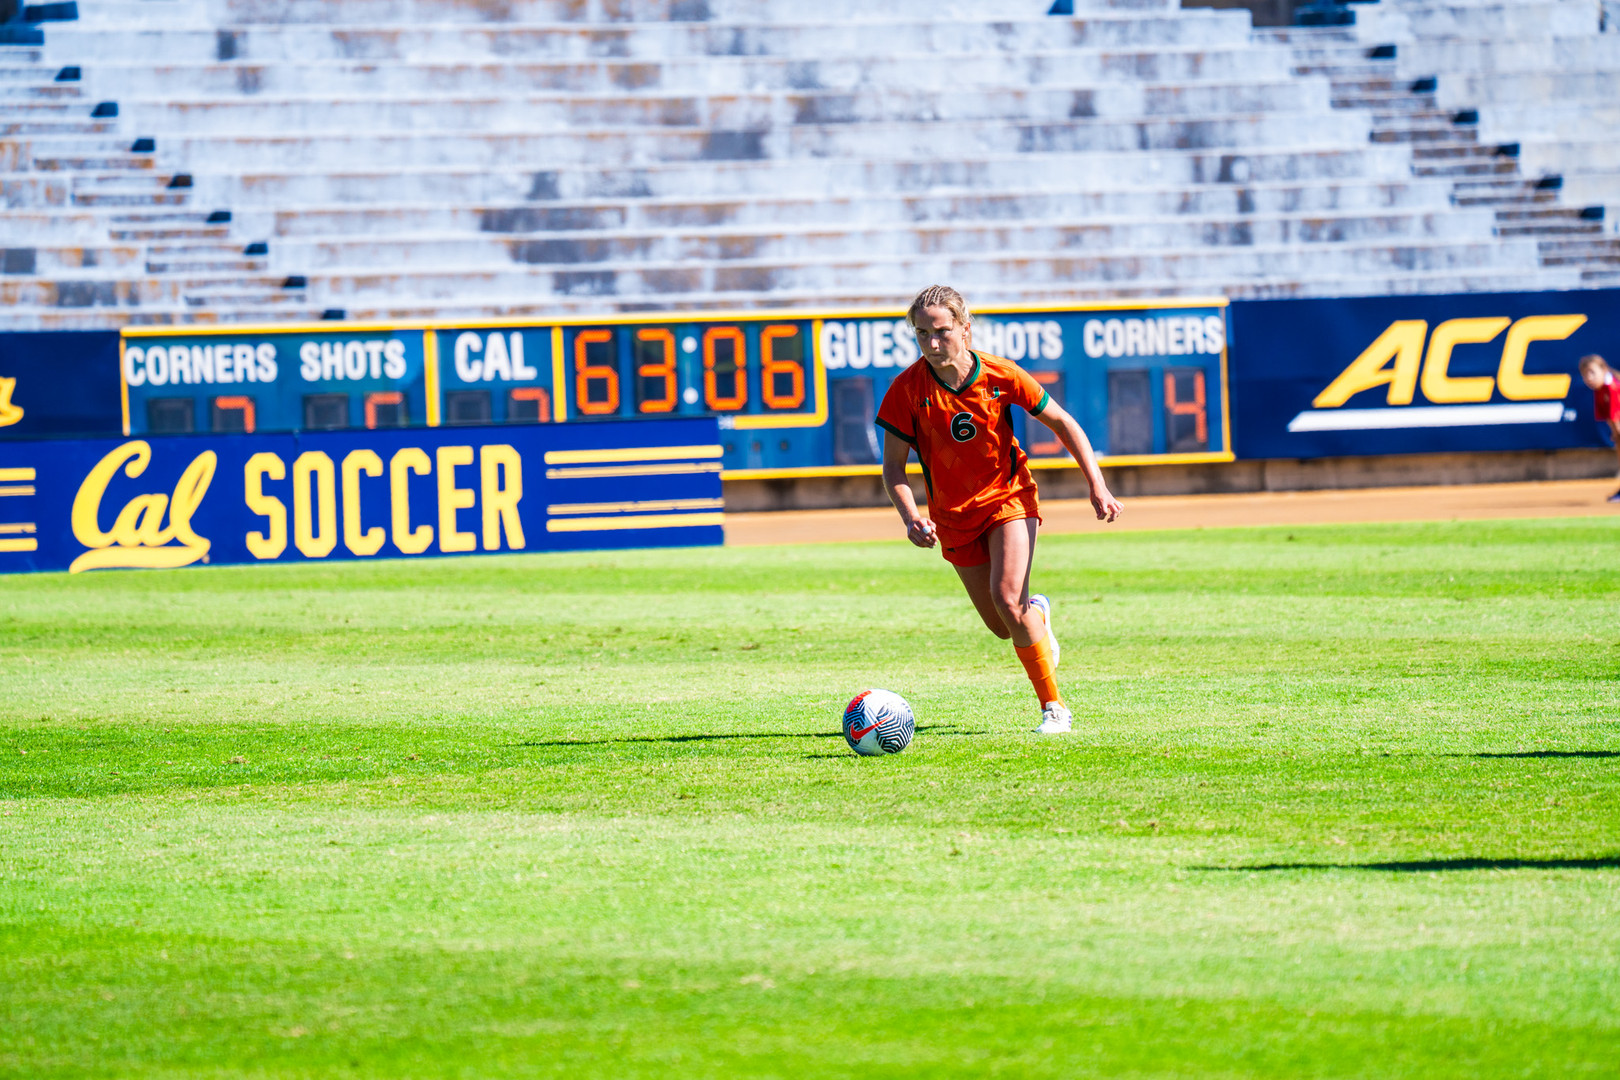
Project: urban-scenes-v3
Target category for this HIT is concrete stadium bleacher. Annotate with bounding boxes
[0,0,1612,327]
[1270,0,1620,286]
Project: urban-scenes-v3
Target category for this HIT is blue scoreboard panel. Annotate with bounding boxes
[120,300,1232,476]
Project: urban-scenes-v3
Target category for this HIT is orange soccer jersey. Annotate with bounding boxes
[875,351,1051,542]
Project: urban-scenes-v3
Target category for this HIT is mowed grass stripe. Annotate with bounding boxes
[2,518,1618,1077]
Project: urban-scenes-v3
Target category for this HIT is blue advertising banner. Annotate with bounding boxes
[1229,289,1620,460]
[0,330,123,439]
[0,417,722,575]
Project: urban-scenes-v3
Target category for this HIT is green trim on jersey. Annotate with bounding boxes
[1032,390,1051,415]
[926,352,982,396]
[875,417,915,444]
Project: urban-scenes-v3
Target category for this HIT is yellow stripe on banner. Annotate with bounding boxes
[122,320,424,337]
[547,498,725,516]
[0,538,38,552]
[119,337,131,436]
[721,453,1236,481]
[543,444,724,465]
[114,298,1226,338]
[0,522,36,534]
[546,512,725,533]
[0,485,35,497]
[551,325,567,423]
[722,463,923,481]
[546,462,723,480]
[0,468,36,482]
[423,329,441,428]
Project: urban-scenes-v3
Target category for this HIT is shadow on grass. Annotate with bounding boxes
[1463,750,1619,759]
[1201,856,1620,873]
[511,724,982,749]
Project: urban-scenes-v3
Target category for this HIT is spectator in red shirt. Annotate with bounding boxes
[1578,354,1620,503]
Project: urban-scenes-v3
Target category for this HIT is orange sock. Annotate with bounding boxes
[1014,633,1061,709]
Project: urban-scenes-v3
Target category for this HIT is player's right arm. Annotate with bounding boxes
[881,431,936,548]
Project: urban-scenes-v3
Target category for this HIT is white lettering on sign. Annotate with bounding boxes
[1082,316,1225,359]
[453,332,540,383]
[298,340,408,382]
[975,320,1063,362]
[123,343,278,388]
[820,319,918,370]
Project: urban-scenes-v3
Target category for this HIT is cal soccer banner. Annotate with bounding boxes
[0,417,723,575]
[1229,289,1620,460]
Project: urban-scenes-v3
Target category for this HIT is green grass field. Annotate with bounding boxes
[3,518,1618,1077]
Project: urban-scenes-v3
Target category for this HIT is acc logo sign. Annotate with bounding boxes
[1289,315,1585,432]
[70,441,215,573]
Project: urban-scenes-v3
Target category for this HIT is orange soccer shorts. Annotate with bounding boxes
[936,493,1042,568]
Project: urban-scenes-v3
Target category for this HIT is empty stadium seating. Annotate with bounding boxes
[0,0,1612,327]
[1276,0,1620,285]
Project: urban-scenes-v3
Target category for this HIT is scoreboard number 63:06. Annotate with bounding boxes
[570,324,808,416]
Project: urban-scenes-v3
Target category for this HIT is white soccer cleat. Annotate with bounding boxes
[1035,702,1073,734]
[1029,593,1059,667]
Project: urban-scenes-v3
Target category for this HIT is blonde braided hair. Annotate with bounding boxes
[905,284,972,331]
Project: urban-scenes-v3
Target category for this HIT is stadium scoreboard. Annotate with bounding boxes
[119,299,1232,474]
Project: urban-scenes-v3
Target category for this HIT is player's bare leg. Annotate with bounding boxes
[986,518,1042,646]
[951,518,1040,642]
[951,519,1045,643]
[954,561,1012,639]
[954,519,1070,731]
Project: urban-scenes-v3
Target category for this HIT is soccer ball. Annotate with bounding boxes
[842,689,915,756]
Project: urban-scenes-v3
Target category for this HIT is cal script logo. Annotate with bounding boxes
[1288,315,1585,432]
[70,441,215,573]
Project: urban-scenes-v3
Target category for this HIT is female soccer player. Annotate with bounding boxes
[877,285,1123,734]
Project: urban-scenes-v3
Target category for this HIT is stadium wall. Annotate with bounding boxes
[1,288,1615,521]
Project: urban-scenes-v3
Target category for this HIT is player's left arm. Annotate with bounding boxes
[1031,399,1123,522]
